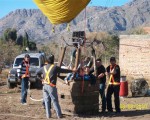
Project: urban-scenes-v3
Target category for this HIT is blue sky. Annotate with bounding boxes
[0,0,131,18]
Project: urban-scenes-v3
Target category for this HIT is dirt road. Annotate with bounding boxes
[0,73,150,120]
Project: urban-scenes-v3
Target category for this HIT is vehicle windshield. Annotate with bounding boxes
[14,58,39,67]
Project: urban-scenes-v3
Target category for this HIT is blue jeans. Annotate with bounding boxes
[64,73,74,81]
[42,99,51,109]
[99,83,106,111]
[43,84,62,118]
[21,77,29,103]
[42,86,51,109]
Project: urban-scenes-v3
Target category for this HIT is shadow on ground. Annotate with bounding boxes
[76,110,150,118]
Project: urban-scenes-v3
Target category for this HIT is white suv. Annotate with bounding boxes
[7,52,46,88]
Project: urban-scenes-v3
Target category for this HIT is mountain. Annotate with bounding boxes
[0,0,150,44]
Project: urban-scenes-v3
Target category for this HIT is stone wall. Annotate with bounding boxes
[119,35,150,82]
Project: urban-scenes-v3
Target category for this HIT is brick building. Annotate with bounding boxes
[143,27,150,34]
[119,35,150,82]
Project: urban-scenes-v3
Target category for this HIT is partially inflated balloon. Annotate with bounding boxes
[33,0,90,24]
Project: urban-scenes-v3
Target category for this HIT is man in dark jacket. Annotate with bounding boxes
[36,54,76,119]
[90,58,106,113]
[106,57,121,113]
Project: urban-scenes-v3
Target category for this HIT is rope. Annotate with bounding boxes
[67,23,70,31]
[30,95,43,102]
[84,7,87,34]
[81,7,87,94]
[28,81,43,102]
[52,25,55,33]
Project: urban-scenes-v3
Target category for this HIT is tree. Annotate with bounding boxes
[0,41,20,66]
[3,28,17,42]
[23,32,29,48]
[3,28,11,41]
[104,35,119,58]
[16,35,23,46]
[129,27,148,35]
[28,41,37,51]
[85,32,120,66]
[40,46,51,55]
[10,29,17,41]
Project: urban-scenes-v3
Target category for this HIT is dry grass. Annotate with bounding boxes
[0,69,10,81]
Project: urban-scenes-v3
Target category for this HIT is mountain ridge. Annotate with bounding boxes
[0,0,150,44]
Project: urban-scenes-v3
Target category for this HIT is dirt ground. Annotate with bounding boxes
[0,70,150,120]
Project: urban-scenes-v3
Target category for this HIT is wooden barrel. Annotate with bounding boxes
[57,77,99,115]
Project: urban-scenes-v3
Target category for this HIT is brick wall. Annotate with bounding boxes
[143,27,150,34]
[119,35,150,82]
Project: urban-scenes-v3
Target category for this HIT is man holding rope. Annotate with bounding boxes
[36,54,76,119]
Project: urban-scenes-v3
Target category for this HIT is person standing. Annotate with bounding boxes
[106,57,121,113]
[90,58,106,113]
[36,54,76,119]
[19,54,30,105]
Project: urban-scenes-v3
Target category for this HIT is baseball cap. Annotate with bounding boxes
[47,54,54,64]
[110,57,116,61]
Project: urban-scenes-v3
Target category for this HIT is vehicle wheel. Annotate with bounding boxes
[7,80,14,89]
[35,80,42,89]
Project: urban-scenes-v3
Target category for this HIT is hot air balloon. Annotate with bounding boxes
[33,0,91,25]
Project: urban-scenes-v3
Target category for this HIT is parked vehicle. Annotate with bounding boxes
[7,52,46,88]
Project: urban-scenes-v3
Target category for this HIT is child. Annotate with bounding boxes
[74,67,85,80]
[64,66,84,84]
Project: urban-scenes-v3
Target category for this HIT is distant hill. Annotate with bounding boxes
[0,0,150,44]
